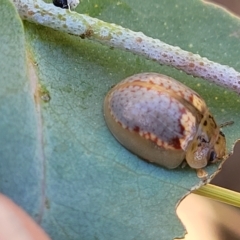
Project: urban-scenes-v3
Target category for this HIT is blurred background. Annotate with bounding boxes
[207,0,240,16]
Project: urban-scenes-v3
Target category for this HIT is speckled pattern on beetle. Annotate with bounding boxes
[104,73,226,170]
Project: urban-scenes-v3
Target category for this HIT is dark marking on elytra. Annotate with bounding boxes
[219,131,225,137]
[208,114,217,128]
[133,126,140,132]
[171,137,181,149]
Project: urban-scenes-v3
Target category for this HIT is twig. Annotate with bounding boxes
[13,0,240,94]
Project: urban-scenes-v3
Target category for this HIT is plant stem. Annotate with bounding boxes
[13,0,240,94]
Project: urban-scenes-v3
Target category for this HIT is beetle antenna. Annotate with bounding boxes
[220,121,234,128]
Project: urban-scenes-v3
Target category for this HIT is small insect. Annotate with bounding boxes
[104,72,228,172]
[53,0,80,9]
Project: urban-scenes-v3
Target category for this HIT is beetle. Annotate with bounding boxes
[103,72,227,171]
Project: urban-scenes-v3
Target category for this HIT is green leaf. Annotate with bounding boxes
[0,0,42,216]
[1,0,240,240]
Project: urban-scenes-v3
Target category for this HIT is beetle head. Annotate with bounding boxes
[185,113,226,169]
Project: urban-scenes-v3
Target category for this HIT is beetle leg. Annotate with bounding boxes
[196,168,208,179]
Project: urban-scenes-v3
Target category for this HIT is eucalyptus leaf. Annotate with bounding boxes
[1,0,240,240]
